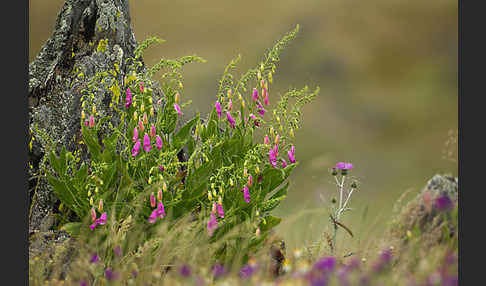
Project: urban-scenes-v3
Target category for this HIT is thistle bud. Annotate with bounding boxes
[175,92,180,103]
[162,182,168,192]
[98,199,103,212]
[157,188,163,201]
[90,208,97,222]
[150,192,156,208]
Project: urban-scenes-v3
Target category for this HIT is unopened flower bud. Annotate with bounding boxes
[157,188,163,201]
[212,189,217,197]
[81,110,86,120]
[98,199,103,212]
[175,93,180,103]
[229,178,234,186]
[143,113,148,124]
[133,111,138,121]
[163,182,168,192]
[268,72,273,84]
[331,168,338,176]
[140,104,145,113]
[90,207,97,222]
[256,227,261,237]
[227,89,232,98]
[255,166,260,174]
[148,177,152,184]
[218,196,223,205]
[179,82,183,89]
[351,182,358,189]
[150,192,156,208]
[289,128,294,138]
[208,191,213,201]
[274,134,280,146]
[260,79,265,89]
[241,100,245,109]
[257,71,262,80]
[149,97,153,104]
[212,202,217,213]
[243,168,248,177]
[264,135,270,145]
[89,197,94,206]
[89,115,95,128]
[88,190,92,197]
[150,107,154,117]
[92,105,96,114]
[95,187,99,193]
[138,120,144,132]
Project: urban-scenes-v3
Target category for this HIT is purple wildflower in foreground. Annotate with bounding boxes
[215,101,222,118]
[105,269,119,281]
[132,140,141,157]
[125,87,132,108]
[113,246,122,257]
[288,145,296,163]
[156,135,163,150]
[179,264,192,277]
[143,133,151,152]
[252,88,259,102]
[335,162,353,170]
[434,193,454,212]
[243,185,250,203]
[133,127,138,142]
[313,256,336,272]
[226,111,236,128]
[89,254,99,264]
[207,212,218,236]
[89,212,107,230]
[240,264,257,279]
[80,280,87,286]
[174,103,182,116]
[212,264,226,278]
[372,249,393,273]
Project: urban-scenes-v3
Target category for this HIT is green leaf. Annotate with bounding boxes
[49,151,61,175]
[81,125,102,161]
[61,222,82,237]
[259,216,282,232]
[173,114,199,152]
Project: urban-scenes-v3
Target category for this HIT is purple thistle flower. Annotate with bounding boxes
[372,249,392,273]
[288,145,296,163]
[217,203,225,218]
[252,88,259,102]
[132,140,141,157]
[174,103,182,116]
[156,135,163,150]
[215,101,222,118]
[313,256,336,272]
[226,111,236,128]
[243,185,250,203]
[207,212,218,236]
[179,264,192,277]
[434,193,454,212]
[133,127,139,142]
[143,133,151,152]
[281,159,288,168]
[104,269,119,281]
[335,162,354,170]
[212,264,226,278]
[89,254,99,263]
[89,115,95,128]
[150,192,156,208]
[150,124,156,137]
[239,264,257,279]
[125,87,132,108]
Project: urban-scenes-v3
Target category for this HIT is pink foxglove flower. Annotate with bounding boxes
[217,202,225,218]
[133,127,139,142]
[226,111,236,129]
[264,135,270,145]
[150,192,156,208]
[243,186,250,203]
[252,88,259,102]
[228,99,233,111]
[138,120,144,132]
[156,201,166,218]
[174,103,182,116]
[90,207,97,222]
[263,88,269,106]
[132,140,141,157]
[125,87,133,108]
[150,124,156,137]
[249,113,260,127]
[257,102,265,116]
[90,212,107,230]
[207,213,218,236]
[248,175,253,187]
[269,145,279,167]
[140,81,144,93]
[157,188,163,201]
[89,115,95,128]
[143,133,151,152]
[156,135,163,150]
[215,101,222,118]
[288,145,296,163]
[281,159,288,168]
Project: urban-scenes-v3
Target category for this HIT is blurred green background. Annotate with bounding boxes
[30,0,457,252]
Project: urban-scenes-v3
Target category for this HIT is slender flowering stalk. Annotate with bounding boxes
[174,103,182,116]
[143,133,151,152]
[156,135,163,150]
[133,127,139,142]
[215,101,222,118]
[243,185,250,203]
[252,88,259,102]
[125,87,133,108]
[132,140,141,157]
[150,124,156,137]
[226,111,236,128]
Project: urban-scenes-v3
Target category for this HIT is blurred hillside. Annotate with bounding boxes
[30,0,457,250]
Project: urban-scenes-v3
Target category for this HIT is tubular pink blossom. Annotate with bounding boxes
[228,99,233,111]
[281,159,288,168]
[89,115,95,128]
[257,102,265,116]
[288,146,296,164]
[148,209,157,224]
[150,125,156,137]
[150,192,156,208]
[248,175,253,187]
[215,101,222,118]
[157,188,163,201]
[174,103,182,116]
[125,88,132,108]
[90,207,97,222]
[156,201,166,218]
[156,135,163,150]
[140,81,144,93]
[252,88,259,102]
[138,120,144,132]
[263,88,269,106]
[143,133,151,152]
[143,113,148,124]
[217,203,225,218]
[243,186,250,203]
[226,111,236,129]
[264,135,270,145]
[207,213,218,236]
[132,140,141,157]
[133,127,139,142]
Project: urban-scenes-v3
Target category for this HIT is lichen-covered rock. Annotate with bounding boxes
[28,0,140,233]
